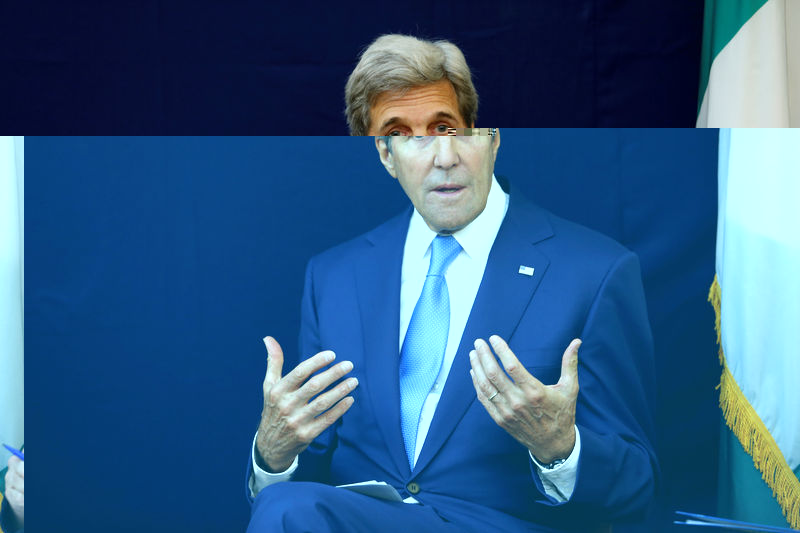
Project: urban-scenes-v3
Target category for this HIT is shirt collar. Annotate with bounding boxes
[406,174,508,260]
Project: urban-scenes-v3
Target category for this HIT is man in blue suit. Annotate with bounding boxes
[245,128,658,532]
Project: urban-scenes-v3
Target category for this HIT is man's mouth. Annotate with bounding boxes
[432,184,465,195]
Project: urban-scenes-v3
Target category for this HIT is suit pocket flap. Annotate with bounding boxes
[512,348,562,385]
[522,364,560,386]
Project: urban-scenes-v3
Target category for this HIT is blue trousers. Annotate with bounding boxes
[247,481,473,533]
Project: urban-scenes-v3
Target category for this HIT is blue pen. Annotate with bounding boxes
[3,444,23,461]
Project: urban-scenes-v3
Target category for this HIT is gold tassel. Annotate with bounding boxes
[710,275,800,529]
[708,274,722,363]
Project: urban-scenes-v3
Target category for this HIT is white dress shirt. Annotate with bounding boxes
[250,175,579,502]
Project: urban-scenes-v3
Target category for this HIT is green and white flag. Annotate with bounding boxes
[697,0,799,127]
[711,129,800,529]
[0,137,24,473]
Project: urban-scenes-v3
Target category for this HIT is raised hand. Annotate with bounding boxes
[469,335,581,464]
[255,336,358,472]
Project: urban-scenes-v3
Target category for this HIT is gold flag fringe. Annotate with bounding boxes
[709,275,800,529]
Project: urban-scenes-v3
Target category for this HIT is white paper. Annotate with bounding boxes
[336,480,403,502]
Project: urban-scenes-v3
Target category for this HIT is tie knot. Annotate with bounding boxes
[427,235,462,277]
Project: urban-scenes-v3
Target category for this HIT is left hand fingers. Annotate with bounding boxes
[469,352,502,403]
[469,367,501,417]
[488,335,540,388]
[557,338,582,396]
[472,338,515,393]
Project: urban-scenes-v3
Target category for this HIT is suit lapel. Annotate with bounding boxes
[356,208,413,478]
[413,190,554,474]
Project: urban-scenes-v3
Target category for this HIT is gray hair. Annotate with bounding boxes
[345,34,479,136]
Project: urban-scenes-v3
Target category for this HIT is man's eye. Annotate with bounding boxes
[388,131,404,136]
[434,124,449,134]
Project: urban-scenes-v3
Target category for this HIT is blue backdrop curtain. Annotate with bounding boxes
[0,1,704,132]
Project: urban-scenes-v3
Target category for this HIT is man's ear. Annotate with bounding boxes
[492,128,501,162]
[375,137,397,178]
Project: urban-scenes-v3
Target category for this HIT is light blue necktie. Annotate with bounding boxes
[399,234,462,468]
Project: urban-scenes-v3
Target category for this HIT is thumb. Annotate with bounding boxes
[263,336,284,386]
[558,338,581,392]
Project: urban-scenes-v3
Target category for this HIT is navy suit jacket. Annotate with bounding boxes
[248,180,658,532]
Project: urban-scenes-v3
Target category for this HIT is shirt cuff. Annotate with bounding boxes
[249,432,299,498]
[529,425,581,502]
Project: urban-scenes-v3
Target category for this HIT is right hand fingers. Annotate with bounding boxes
[263,344,354,412]
[306,394,356,439]
[304,374,359,417]
[295,359,354,402]
[282,349,337,391]
[263,337,343,391]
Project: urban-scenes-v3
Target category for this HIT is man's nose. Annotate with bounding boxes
[433,136,459,170]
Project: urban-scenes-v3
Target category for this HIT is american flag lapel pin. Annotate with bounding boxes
[518,265,535,277]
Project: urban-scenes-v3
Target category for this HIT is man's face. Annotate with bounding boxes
[376,132,501,234]
[367,79,471,136]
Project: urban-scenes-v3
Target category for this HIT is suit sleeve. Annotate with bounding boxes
[531,250,659,521]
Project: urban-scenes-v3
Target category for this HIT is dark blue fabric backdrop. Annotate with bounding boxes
[0,1,704,133]
[26,131,718,532]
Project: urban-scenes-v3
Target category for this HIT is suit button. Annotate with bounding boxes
[406,482,420,494]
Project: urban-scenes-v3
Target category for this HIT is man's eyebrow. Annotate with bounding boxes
[379,116,403,131]
[432,111,460,122]
[378,111,461,132]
